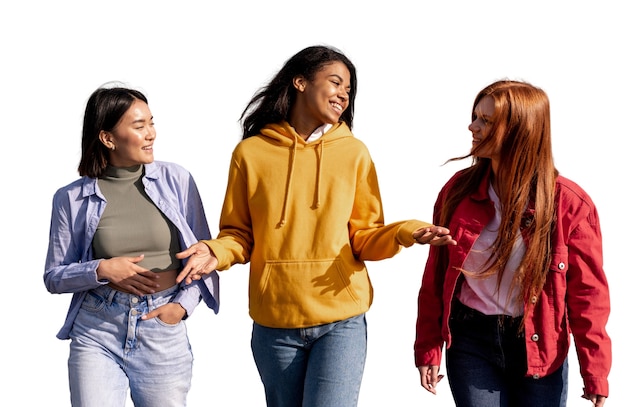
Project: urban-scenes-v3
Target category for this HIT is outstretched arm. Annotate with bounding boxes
[175,241,219,285]
[413,226,457,246]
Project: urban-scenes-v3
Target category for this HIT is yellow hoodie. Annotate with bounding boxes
[204,121,430,328]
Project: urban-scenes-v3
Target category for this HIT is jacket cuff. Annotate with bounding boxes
[583,376,609,399]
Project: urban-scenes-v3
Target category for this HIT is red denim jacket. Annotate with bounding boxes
[414,169,611,397]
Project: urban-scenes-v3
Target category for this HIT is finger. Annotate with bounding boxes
[176,256,207,283]
[186,269,205,285]
[141,309,158,320]
[176,259,198,283]
[420,367,439,394]
[135,273,161,288]
[126,276,162,295]
[413,230,429,244]
[175,247,195,259]
[425,377,438,394]
[429,368,439,386]
[176,268,190,284]
[179,263,206,284]
[129,254,145,263]
[113,283,149,297]
[136,269,160,280]
[419,373,434,393]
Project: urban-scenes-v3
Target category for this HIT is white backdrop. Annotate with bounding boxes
[1,1,623,405]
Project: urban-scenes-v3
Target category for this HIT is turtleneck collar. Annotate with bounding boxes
[103,165,144,180]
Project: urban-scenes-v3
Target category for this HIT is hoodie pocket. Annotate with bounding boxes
[252,258,368,326]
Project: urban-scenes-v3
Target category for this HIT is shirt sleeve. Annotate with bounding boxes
[44,188,107,294]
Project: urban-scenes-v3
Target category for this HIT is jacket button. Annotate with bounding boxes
[524,219,532,227]
[531,334,539,342]
[530,296,538,304]
[558,262,565,270]
[532,374,540,379]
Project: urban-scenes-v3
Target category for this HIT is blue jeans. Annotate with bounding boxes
[446,301,567,407]
[68,285,193,407]
[251,314,367,407]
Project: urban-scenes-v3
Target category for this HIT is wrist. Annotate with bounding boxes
[174,302,188,319]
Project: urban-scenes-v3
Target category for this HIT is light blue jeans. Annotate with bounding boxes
[68,285,193,407]
[251,313,367,407]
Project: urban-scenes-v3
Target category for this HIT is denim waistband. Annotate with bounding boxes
[452,299,523,329]
[91,284,179,307]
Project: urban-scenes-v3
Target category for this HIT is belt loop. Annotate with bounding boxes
[106,287,116,305]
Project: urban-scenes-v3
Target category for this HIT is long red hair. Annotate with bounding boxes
[442,80,557,310]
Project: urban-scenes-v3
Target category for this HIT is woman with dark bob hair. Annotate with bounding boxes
[414,80,611,406]
[176,45,455,406]
[44,85,219,406]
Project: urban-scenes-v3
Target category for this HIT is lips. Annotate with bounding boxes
[330,102,343,113]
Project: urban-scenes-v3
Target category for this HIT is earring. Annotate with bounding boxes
[111,145,116,151]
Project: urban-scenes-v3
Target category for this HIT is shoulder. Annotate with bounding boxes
[555,175,597,208]
[144,161,199,193]
[148,160,189,173]
[344,134,368,151]
[53,176,93,198]
[555,175,600,225]
[234,135,263,151]
[330,124,370,156]
[145,161,193,179]
[441,168,473,192]
[51,176,96,208]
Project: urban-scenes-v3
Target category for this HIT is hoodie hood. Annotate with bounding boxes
[260,120,353,146]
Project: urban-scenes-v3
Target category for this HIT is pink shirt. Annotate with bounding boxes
[458,183,525,316]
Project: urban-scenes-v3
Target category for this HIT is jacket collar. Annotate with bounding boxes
[469,165,493,202]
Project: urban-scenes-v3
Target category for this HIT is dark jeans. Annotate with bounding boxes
[446,301,567,407]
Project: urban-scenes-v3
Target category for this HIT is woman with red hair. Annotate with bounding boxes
[414,80,611,406]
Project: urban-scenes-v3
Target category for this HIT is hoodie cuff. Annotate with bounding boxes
[397,220,433,247]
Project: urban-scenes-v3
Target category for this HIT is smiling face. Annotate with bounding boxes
[290,61,351,138]
[469,95,500,167]
[100,99,156,167]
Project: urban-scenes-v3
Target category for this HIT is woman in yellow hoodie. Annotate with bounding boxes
[177,45,456,407]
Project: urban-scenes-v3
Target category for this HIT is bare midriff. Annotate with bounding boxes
[108,269,180,295]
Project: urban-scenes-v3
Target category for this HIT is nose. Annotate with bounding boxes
[338,86,348,101]
[147,125,156,140]
[468,119,479,133]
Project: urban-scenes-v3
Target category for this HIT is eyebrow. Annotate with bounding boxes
[131,116,154,124]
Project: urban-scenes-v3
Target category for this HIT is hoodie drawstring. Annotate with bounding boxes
[277,135,325,228]
[278,133,297,227]
[313,139,324,209]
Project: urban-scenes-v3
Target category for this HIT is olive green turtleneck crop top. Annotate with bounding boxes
[93,165,182,272]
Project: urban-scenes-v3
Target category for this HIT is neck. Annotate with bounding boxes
[489,164,502,197]
[288,110,325,140]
